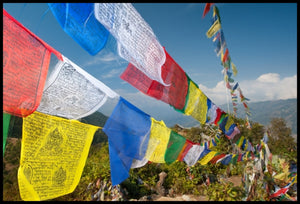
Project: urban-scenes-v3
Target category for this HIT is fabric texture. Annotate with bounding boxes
[48,3,109,55]
[19,111,98,201]
[164,131,186,165]
[37,55,118,119]
[3,9,61,117]
[121,48,188,111]
[145,118,171,163]
[103,97,151,186]
[3,113,11,155]
[94,3,166,85]
[184,77,208,124]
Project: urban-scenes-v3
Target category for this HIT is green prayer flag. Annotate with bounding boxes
[3,113,11,156]
[164,131,186,165]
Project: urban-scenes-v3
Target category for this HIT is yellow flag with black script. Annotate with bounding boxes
[18,111,98,201]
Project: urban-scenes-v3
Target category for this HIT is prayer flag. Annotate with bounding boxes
[231,62,238,76]
[222,48,229,63]
[177,140,194,161]
[213,6,221,23]
[225,126,240,140]
[3,9,62,117]
[94,3,167,85]
[103,97,152,186]
[120,48,188,111]
[221,154,233,165]
[19,111,98,201]
[145,119,171,163]
[3,113,11,156]
[183,144,204,166]
[37,55,118,119]
[202,3,214,18]
[199,151,217,165]
[48,3,109,55]
[184,77,208,124]
[164,131,186,165]
[206,18,221,38]
[210,153,226,164]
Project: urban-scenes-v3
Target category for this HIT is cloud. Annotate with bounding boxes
[101,69,122,79]
[198,73,297,106]
[83,50,127,67]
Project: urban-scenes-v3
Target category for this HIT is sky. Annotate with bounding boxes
[3,3,297,123]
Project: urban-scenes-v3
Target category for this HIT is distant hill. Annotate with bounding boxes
[161,98,297,136]
[220,98,297,136]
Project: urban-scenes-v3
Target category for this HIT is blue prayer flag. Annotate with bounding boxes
[48,3,109,55]
[103,97,151,186]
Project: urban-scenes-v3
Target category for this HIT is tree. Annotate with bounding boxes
[267,118,296,160]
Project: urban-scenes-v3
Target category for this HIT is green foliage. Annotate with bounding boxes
[267,118,297,161]
[206,180,246,201]
[3,138,22,201]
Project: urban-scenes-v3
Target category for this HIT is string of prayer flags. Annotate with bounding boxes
[145,119,171,163]
[18,111,98,201]
[164,131,187,165]
[3,9,62,117]
[48,3,109,55]
[103,97,152,186]
[94,3,167,85]
[37,55,119,120]
[3,113,11,156]
[120,47,188,112]
[202,3,214,18]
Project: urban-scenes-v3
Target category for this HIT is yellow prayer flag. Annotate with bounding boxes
[220,48,224,62]
[237,136,244,148]
[199,151,217,165]
[232,62,238,76]
[184,80,208,124]
[145,118,171,163]
[206,19,221,38]
[18,111,98,201]
[225,115,234,132]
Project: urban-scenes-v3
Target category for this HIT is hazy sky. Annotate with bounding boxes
[3,3,297,121]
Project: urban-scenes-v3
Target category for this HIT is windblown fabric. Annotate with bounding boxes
[145,119,171,163]
[177,140,194,161]
[202,3,214,18]
[3,113,11,155]
[184,77,208,124]
[94,3,167,85]
[18,111,98,201]
[121,48,188,111]
[206,18,221,38]
[183,144,204,166]
[103,97,151,186]
[164,131,186,165]
[210,153,227,164]
[3,9,62,117]
[48,3,109,55]
[199,151,217,165]
[37,55,118,119]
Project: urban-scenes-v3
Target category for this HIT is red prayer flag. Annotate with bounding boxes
[202,3,214,18]
[222,48,229,63]
[3,9,62,117]
[120,47,189,111]
[177,140,195,161]
[210,153,226,164]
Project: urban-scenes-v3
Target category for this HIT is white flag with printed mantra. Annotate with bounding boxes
[94,3,167,85]
[37,55,118,119]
